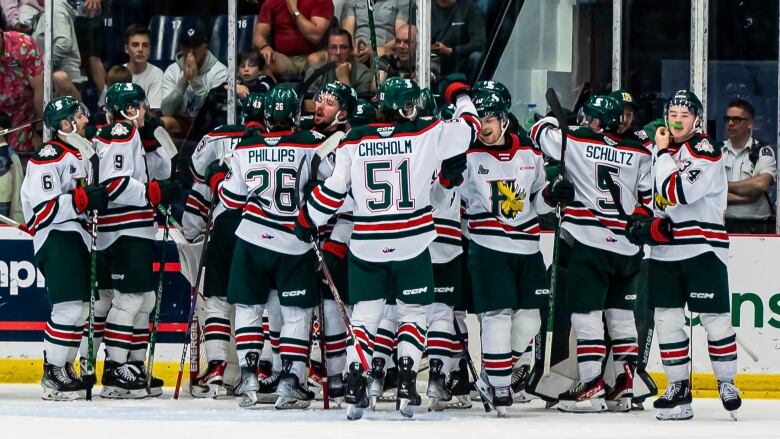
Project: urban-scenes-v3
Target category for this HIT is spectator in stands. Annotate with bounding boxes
[96,65,133,122]
[378,24,416,83]
[253,0,333,81]
[236,51,274,100]
[720,98,777,233]
[30,0,82,97]
[342,0,409,63]
[15,0,41,32]
[0,29,43,153]
[304,28,372,111]
[1,0,32,33]
[161,20,228,135]
[123,24,164,112]
[0,111,24,222]
[430,0,485,80]
[73,0,106,94]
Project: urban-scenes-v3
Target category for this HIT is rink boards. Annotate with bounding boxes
[0,226,778,397]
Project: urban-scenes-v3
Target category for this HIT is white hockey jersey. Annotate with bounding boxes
[94,121,167,250]
[307,95,480,262]
[430,176,462,264]
[20,140,90,253]
[532,117,653,256]
[459,133,551,255]
[219,128,328,255]
[649,134,729,263]
[182,124,244,241]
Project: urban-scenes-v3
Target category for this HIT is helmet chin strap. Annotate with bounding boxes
[121,109,140,125]
[481,118,510,146]
[399,106,417,121]
[56,120,77,140]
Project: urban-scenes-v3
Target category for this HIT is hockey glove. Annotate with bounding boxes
[146,179,182,207]
[542,177,575,206]
[629,215,674,246]
[295,205,317,243]
[72,184,109,214]
[625,205,652,246]
[139,115,164,152]
[439,153,467,189]
[441,73,471,104]
[205,160,229,194]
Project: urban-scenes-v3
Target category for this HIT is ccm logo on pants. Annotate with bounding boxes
[434,287,454,294]
[690,292,714,299]
[402,287,428,296]
[282,290,306,297]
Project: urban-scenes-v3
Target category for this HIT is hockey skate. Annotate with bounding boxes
[41,362,86,401]
[275,361,315,410]
[256,362,282,403]
[100,361,148,399]
[510,365,533,403]
[605,363,634,412]
[367,357,386,410]
[192,360,228,399]
[718,380,741,421]
[555,377,608,413]
[345,362,369,421]
[396,356,421,418]
[445,358,472,409]
[491,385,512,418]
[653,379,693,421]
[130,361,164,397]
[328,374,345,407]
[236,353,260,408]
[426,358,452,412]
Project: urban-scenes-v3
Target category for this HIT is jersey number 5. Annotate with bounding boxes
[596,163,621,212]
[365,159,414,211]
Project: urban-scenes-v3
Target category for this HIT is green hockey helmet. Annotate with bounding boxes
[316,81,357,114]
[418,88,438,117]
[378,77,421,120]
[473,90,510,120]
[350,99,376,126]
[44,96,87,131]
[105,82,147,122]
[264,86,299,128]
[243,92,266,122]
[609,89,637,111]
[582,94,623,132]
[664,89,704,129]
[473,80,512,107]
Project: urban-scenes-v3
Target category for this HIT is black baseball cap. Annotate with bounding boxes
[181,20,209,48]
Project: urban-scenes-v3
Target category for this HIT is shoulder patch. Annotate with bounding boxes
[96,122,136,142]
[761,146,774,157]
[38,144,59,158]
[693,138,714,153]
[686,136,721,159]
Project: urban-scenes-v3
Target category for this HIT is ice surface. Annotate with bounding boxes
[1,385,779,439]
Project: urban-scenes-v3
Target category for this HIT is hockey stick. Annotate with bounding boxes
[452,317,492,412]
[84,153,100,401]
[365,0,382,88]
[0,212,31,234]
[543,88,568,376]
[294,156,370,372]
[318,293,330,409]
[146,206,172,394]
[0,118,43,137]
[173,198,217,400]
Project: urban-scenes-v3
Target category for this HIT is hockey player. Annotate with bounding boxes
[457,86,550,416]
[88,83,180,398]
[183,93,267,398]
[220,86,327,410]
[295,76,480,420]
[306,81,359,405]
[626,90,741,420]
[531,94,652,412]
[21,97,108,400]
